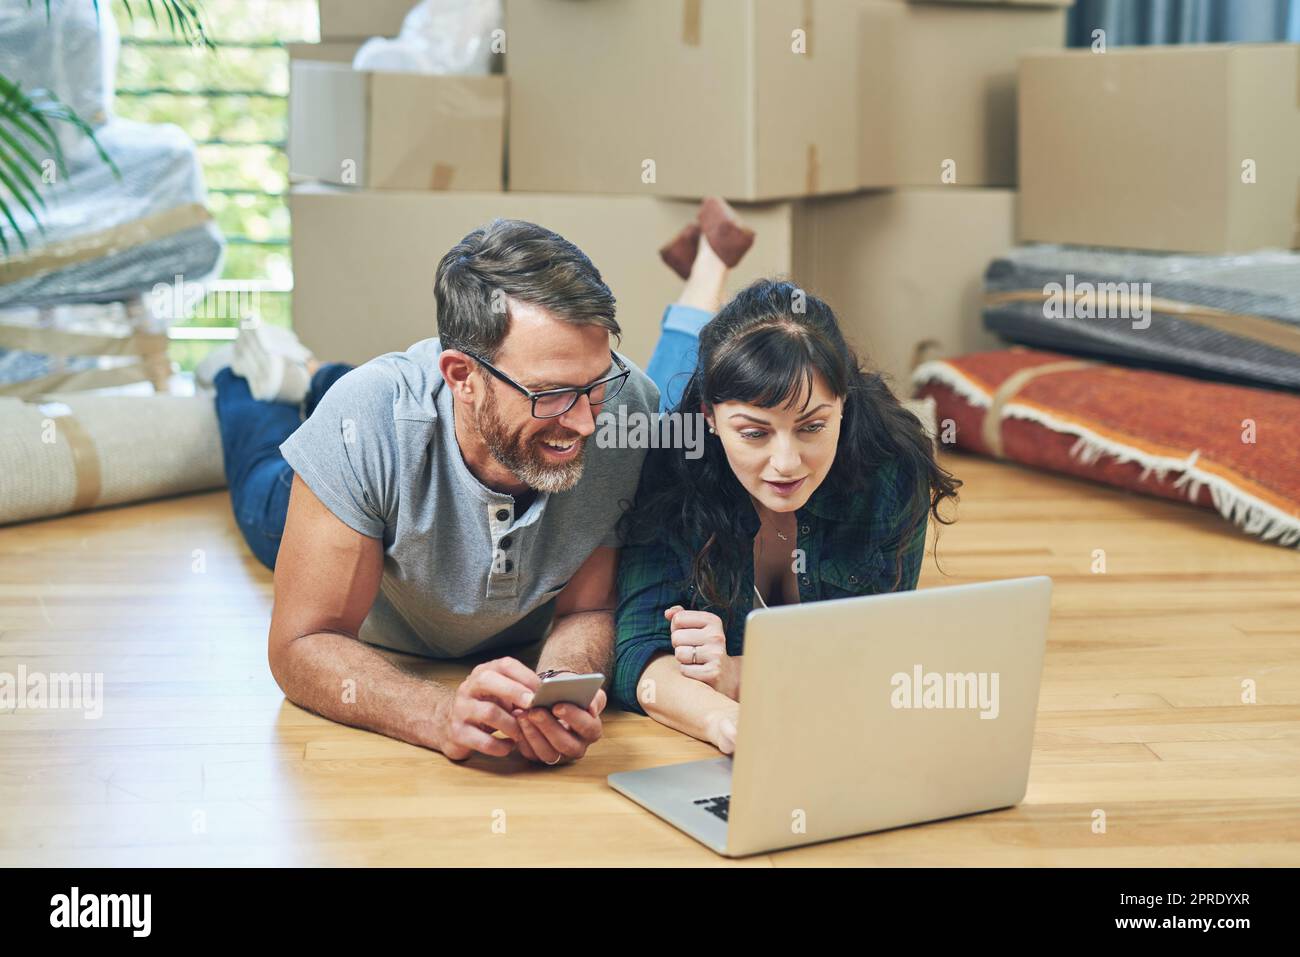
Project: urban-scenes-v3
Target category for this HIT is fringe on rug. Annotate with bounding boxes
[913,361,1300,549]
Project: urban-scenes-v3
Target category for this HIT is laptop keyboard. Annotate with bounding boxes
[693,794,731,822]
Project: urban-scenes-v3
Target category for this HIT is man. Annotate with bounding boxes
[207,219,658,764]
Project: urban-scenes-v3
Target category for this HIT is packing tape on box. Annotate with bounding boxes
[429,162,456,190]
[985,289,1300,359]
[982,358,1095,458]
[683,0,700,45]
[679,1,818,188]
[34,400,102,511]
[0,202,211,284]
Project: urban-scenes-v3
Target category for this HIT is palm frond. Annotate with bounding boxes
[127,0,215,50]
[0,78,60,255]
[32,0,213,49]
[0,79,122,255]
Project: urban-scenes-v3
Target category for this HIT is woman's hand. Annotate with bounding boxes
[665,605,742,700]
[704,706,740,755]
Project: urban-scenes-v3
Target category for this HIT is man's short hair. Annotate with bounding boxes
[434,219,619,359]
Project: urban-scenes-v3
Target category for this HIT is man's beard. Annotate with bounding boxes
[477,384,587,493]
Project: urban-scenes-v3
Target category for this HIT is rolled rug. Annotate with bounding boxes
[982,245,1300,392]
[912,349,1300,548]
[0,392,226,525]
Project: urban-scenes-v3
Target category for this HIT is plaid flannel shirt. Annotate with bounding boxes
[612,456,929,714]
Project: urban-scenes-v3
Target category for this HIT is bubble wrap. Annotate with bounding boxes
[0,117,225,309]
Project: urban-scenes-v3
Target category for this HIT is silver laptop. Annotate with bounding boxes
[608,576,1052,857]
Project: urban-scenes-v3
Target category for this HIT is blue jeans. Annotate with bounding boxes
[213,363,352,570]
[645,303,712,413]
[213,304,710,569]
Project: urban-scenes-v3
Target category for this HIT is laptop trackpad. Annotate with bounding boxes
[610,756,733,808]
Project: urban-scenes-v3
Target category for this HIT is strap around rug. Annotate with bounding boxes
[984,289,1300,359]
[36,402,102,512]
[982,359,1096,459]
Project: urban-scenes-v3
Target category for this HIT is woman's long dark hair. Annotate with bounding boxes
[621,278,961,617]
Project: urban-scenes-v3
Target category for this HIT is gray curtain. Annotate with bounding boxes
[1067,0,1298,46]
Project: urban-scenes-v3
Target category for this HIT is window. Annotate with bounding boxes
[112,0,319,373]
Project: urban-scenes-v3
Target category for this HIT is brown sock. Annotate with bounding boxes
[659,221,702,280]
[698,196,755,268]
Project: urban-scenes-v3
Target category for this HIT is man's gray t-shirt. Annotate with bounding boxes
[279,337,658,658]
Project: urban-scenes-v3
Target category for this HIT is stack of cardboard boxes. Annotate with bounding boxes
[289,0,1074,387]
[285,0,414,64]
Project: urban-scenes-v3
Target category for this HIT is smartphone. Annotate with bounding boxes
[528,672,604,711]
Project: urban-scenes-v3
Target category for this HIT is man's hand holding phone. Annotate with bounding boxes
[511,671,606,766]
[436,657,542,761]
[434,659,606,764]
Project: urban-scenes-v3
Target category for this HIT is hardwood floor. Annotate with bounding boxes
[1,452,1297,866]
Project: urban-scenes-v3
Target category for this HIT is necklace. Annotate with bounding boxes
[754,500,793,548]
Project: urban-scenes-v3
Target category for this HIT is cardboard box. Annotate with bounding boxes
[907,0,1072,6]
[793,188,1015,384]
[290,186,798,368]
[289,61,505,191]
[317,0,412,41]
[1019,44,1300,254]
[859,0,1067,187]
[290,185,1015,389]
[285,41,362,64]
[506,0,861,201]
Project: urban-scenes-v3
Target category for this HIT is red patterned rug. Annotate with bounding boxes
[912,349,1300,547]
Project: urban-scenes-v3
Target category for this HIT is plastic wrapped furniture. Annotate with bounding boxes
[0,0,224,394]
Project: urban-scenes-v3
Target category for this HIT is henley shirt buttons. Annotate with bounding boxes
[499,536,512,550]
[800,525,810,535]
[495,508,510,522]
[504,559,514,573]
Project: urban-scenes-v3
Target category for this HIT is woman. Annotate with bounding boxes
[614,200,961,753]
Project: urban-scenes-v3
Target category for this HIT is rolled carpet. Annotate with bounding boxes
[0,392,226,525]
[912,349,1300,548]
[982,245,1300,392]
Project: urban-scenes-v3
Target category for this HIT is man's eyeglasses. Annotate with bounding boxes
[462,349,630,419]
